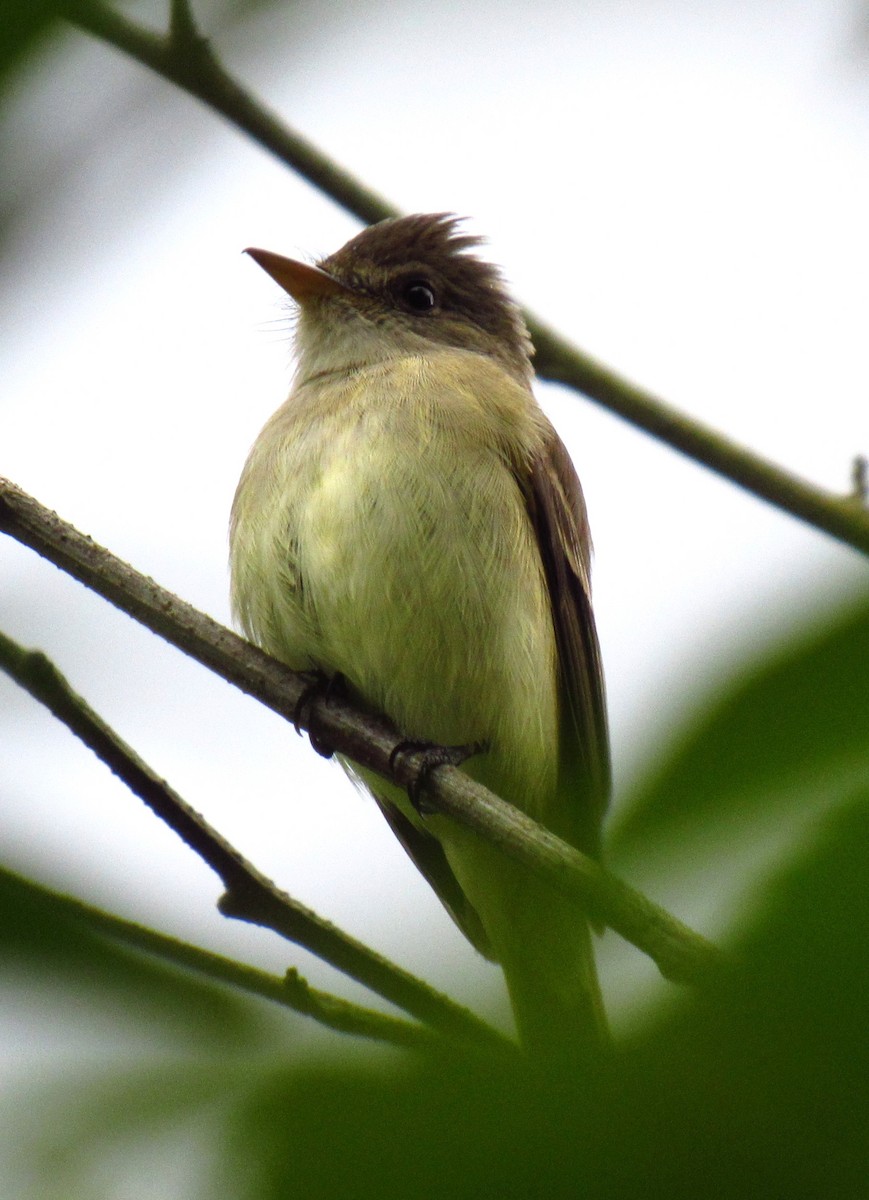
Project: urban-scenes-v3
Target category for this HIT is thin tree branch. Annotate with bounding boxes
[0,622,507,1052]
[57,0,869,557]
[60,0,395,225]
[531,323,869,555]
[851,454,868,504]
[0,478,726,987]
[0,864,436,1050]
[278,967,438,1048]
[169,0,198,47]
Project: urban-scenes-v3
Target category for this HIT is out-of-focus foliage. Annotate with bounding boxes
[6,591,867,1197]
[214,788,869,1199]
[0,866,267,1047]
[0,0,58,82]
[610,595,869,889]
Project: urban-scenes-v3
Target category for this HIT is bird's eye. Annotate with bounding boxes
[402,280,438,312]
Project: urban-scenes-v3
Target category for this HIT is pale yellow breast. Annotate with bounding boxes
[230,351,560,811]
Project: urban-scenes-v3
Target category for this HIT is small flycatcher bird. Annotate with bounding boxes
[230,214,610,1058]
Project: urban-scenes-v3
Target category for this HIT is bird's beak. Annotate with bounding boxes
[244,248,349,302]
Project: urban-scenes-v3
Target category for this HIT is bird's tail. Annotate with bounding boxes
[440,825,608,1063]
[495,881,608,1064]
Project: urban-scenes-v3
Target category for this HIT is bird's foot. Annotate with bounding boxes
[389,738,487,816]
[293,671,347,759]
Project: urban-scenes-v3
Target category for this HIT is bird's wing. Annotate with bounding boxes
[372,790,495,959]
[520,428,610,859]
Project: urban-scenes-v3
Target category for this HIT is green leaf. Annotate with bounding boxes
[624,787,869,1199]
[608,593,869,891]
[208,793,869,1200]
[0,0,59,86]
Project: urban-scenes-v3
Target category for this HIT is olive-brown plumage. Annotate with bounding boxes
[231,214,610,1057]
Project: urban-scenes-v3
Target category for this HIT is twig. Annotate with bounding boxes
[169,0,197,47]
[530,324,869,555]
[420,767,721,986]
[851,455,868,505]
[279,967,438,1048]
[0,626,508,1051]
[60,0,394,225]
[0,478,726,987]
[0,864,436,1050]
[56,0,869,557]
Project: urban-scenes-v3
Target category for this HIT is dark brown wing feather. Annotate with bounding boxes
[370,429,607,952]
[521,430,610,860]
[373,791,496,959]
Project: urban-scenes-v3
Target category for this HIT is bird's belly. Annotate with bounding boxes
[293,422,559,802]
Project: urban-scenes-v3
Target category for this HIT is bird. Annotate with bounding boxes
[230,213,610,1060]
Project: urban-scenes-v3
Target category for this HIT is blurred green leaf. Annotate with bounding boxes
[0,0,59,84]
[14,1060,237,1200]
[0,864,268,1048]
[721,782,869,1115]
[609,593,869,878]
[204,790,869,1200]
[620,784,869,1199]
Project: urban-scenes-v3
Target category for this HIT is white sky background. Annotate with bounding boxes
[1,0,868,1076]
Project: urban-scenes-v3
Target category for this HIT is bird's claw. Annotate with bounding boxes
[293,672,346,759]
[389,738,487,815]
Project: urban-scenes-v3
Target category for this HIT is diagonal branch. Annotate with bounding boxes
[0,864,438,1050]
[60,0,395,225]
[169,0,197,46]
[0,624,508,1052]
[0,478,726,987]
[57,0,869,556]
